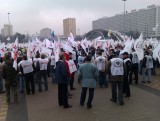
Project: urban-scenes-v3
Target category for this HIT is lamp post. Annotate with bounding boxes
[122,0,127,36]
[7,13,11,36]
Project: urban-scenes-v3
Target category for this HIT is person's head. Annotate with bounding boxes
[132,48,135,52]
[85,55,92,62]
[59,52,66,61]
[97,51,102,56]
[60,48,64,52]
[35,53,40,58]
[41,54,45,59]
[69,52,72,59]
[122,52,129,58]
[81,50,85,56]
[4,52,11,60]
[144,51,149,55]
[23,54,28,60]
[109,49,114,54]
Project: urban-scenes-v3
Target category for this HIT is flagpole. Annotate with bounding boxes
[122,0,127,37]
[7,13,11,36]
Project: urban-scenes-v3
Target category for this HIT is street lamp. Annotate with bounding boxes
[7,13,11,36]
[122,0,127,35]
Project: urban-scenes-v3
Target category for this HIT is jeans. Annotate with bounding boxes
[19,75,25,92]
[80,87,94,107]
[0,77,3,92]
[50,65,56,83]
[38,71,48,91]
[99,71,107,87]
[142,68,151,82]
[111,81,123,103]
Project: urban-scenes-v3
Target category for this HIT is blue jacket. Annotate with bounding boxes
[55,60,69,84]
[78,62,99,88]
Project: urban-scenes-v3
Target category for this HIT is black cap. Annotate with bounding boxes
[123,52,129,55]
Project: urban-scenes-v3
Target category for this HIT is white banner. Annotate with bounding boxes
[68,60,77,73]
[134,34,144,61]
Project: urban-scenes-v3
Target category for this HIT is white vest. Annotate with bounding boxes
[111,58,124,76]
[95,56,106,71]
[39,58,48,70]
[72,51,76,61]
[19,60,34,74]
[33,58,40,67]
[78,56,85,66]
[131,52,139,64]
[50,56,56,66]
[146,55,153,69]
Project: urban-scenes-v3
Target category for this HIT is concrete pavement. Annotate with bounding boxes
[2,68,160,121]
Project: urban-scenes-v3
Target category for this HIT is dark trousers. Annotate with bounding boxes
[69,73,75,89]
[58,83,69,107]
[111,81,123,103]
[5,80,18,103]
[38,71,48,91]
[123,77,131,97]
[99,71,107,87]
[129,64,138,84]
[80,87,94,107]
[24,72,35,94]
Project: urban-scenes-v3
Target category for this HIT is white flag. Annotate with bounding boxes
[152,24,159,31]
[12,37,19,70]
[153,43,160,61]
[134,34,144,61]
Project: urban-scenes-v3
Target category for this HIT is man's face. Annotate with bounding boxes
[63,56,66,61]
[109,50,113,54]
[123,54,127,59]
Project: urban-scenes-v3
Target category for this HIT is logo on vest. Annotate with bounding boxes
[148,58,152,63]
[114,60,122,67]
[98,58,104,63]
[134,54,138,59]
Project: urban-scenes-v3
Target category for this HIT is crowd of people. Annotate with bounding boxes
[0,44,159,109]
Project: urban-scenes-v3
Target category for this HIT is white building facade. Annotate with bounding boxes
[93,5,160,38]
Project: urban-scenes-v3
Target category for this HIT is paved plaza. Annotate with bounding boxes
[0,69,159,121]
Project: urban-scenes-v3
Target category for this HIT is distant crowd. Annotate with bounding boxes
[0,44,159,109]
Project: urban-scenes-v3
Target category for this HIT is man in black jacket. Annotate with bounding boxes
[2,52,18,104]
[123,52,131,98]
[55,52,72,109]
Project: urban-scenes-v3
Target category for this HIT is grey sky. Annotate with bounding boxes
[0,0,159,35]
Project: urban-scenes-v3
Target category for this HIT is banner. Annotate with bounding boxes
[68,60,77,73]
[40,47,52,57]
[153,43,160,61]
[134,34,144,61]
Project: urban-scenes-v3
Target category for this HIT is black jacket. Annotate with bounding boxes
[55,60,69,84]
[2,59,17,80]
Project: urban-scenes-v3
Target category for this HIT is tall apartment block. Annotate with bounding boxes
[93,5,160,37]
[63,18,76,37]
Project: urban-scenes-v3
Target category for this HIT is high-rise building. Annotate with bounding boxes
[40,28,51,39]
[63,18,76,37]
[93,5,160,37]
[2,24,13,37]
[1,29,4,35]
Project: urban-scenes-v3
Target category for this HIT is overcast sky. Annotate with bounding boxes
[0,0,159,35]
